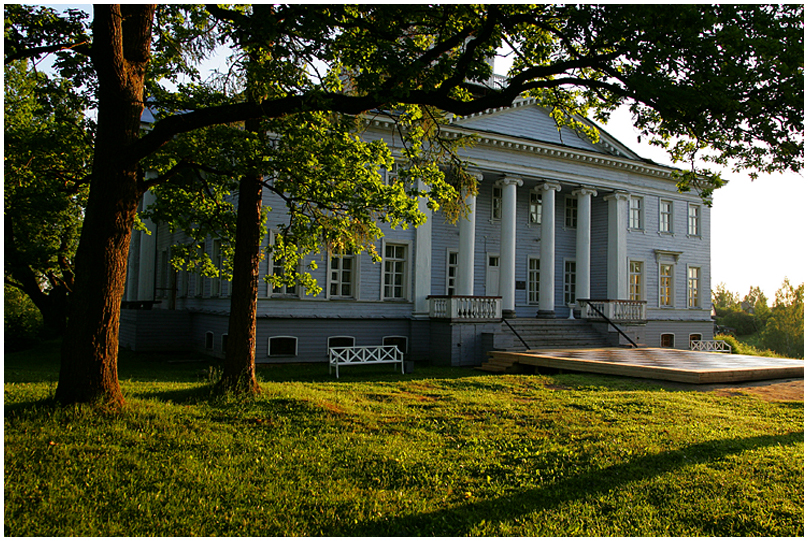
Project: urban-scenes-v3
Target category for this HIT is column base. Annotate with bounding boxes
[535,310,556,319]
[502,309,516,319]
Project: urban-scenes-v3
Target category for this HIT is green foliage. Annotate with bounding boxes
[3,60,92,331]
[3,284,44,352]
[4,345,804,536]
[713,334,780,358]
[761,279,804,359]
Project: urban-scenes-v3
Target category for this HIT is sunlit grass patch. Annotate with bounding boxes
[4,342,803,536]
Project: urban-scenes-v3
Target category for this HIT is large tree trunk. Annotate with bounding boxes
[219,116,263,395]
[219,165,263,395]
[55,5,154,406]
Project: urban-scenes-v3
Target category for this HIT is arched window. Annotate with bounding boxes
[383,336,408,355]
[328,336,355,352]
[660,333,675,348]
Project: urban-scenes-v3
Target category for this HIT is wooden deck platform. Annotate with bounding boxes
[483,348,804,384]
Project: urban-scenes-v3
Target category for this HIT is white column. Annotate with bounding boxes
[605,191,630,300]
[498,176,523,318]
[538,181,561,318]
[413,178,433,316]
[573,187,597,303]
[137,189,157,301]
[457,171,483,296]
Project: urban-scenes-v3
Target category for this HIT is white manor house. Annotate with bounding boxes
[121,96,714,367]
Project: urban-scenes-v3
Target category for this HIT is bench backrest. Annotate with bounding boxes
[329,345,403,364]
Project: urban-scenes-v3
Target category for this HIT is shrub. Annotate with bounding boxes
[714,333,780,358]
[4,285,44,352]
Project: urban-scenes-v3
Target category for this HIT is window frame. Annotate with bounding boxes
[629,260,644,302]
[328,254,358,299]
[688,203,701,237]
[529,191,542,225]
[563,259,577,305]
[659,199,674,234]
[527,256,541,305]
[564,196,578,229]
[382,242,409,301]
[660,333,675,348]
[629,196,644,231]
[687,266,701,308]
[659,263,674,308]
[327,335,355,354]
[268,336,298,357]
[491,185,502,221]
[446,249,458,296]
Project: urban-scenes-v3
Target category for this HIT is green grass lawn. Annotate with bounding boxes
[4,341,804,536]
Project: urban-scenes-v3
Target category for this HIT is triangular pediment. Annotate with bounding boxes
[451,101,640,160]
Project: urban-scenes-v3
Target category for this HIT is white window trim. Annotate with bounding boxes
[327,253,360,300]
[491,185,503,221]
[528,190,542,226]
[628,260,645,302]
[221,333,228,354]
[382,335,408,354]
[564,195,578,230]
[563,258,577,305]
[446,248,459,296]
[687,265,702,309]
[659,262,675,308]
[687,203,702,238]
[268,336,298,357]
[327,335,355,354]
[205,331,214,350]
[527,254,541,305]
[485,252,501,297]
[380,239,412,301]
[659,199,674,235]
[629,196,644,231]
[660,333,675,348]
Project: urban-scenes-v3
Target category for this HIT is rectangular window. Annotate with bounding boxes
[446,251,458,296]
[381,162,398,185]
[565,197,578,229]
[629,261,644,301]
[270,258,298,297]
[383,243,408,300]
[659,264,674,307]
[688,267,701,308]
[268,336,298,357]
[491,186,502,220]
[564,260,577,305]
[688,204,701,236]
[659,200,673,233]
[629,196,644,230]
[529,191,542,224]
[528,257,540,305]
[329,256,355,298]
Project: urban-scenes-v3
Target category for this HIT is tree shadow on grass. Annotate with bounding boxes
[335,431,804,537]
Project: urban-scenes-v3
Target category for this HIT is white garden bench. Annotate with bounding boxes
[329,345,404,379]
[690,339,732,353]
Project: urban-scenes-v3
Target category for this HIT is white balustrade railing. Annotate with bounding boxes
[690,340,732,352]
[428,296,502,321]
[580,299,647,322]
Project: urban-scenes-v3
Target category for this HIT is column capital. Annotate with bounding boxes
[536,180,562,193]
[604,190,630,202]
[572,187,598,198]
[496,175,523,188]
[466,169,485,182]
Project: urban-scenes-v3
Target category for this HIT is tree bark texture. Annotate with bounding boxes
[55,5,154,406]
[220,160,263,395]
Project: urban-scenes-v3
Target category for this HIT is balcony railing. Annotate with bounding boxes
[428,296,502,321]
[579,299,647,323]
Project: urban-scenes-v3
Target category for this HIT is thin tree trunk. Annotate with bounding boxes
[55,4,154,406]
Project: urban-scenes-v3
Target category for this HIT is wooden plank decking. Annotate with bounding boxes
[484,348,804,384]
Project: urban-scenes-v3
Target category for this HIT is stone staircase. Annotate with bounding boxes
[502,319,612,349]
[479,319,612,373]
